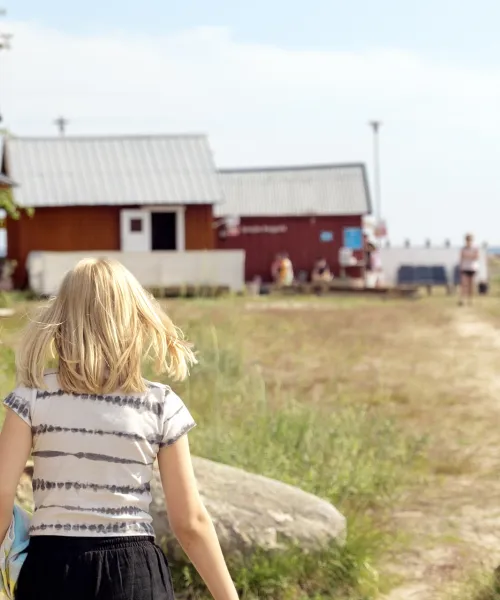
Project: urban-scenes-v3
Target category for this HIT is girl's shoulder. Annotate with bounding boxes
[18,370,60,395]
[143,379,171,396]
[42,369,60,390]
[144,380,194,435]
[5,370,60,426]
[143,379,181,408]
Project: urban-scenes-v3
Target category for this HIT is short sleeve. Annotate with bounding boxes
[4,387,35,427]
[161,391,196,448]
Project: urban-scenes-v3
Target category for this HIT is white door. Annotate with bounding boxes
[120,210,151,252]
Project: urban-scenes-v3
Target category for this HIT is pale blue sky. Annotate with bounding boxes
[4,1,500,244]
[11,0,500,61]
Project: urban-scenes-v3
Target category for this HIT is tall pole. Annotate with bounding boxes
[369,120,382,226]
[54,116,69,136]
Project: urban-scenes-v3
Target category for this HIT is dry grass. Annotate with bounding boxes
[169,295,500,600]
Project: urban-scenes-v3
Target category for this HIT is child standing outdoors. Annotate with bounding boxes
[0,258,239,600]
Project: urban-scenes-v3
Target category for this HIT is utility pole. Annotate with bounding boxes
[368,120,382,226]
[54,116,69,136]
[0,8,12,124]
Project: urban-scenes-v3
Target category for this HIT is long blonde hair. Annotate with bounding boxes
[17,258,197,394]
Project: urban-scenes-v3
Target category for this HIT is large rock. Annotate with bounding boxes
[151,457,346,557]
[16,458,347,557]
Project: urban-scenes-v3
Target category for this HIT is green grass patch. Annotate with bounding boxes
[447,569,500,600]
[172,537,382,600]
[145,316,427,599]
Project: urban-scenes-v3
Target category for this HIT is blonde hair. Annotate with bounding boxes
[17,258,197,394]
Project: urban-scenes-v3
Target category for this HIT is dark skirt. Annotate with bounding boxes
[15,536,176,600]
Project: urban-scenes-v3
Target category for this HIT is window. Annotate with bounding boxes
[130,218,143,233]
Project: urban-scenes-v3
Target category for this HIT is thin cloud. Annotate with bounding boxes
[2,21,500,243]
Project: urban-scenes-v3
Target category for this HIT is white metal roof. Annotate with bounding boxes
[216,164,371,217]
[3,134,224,208]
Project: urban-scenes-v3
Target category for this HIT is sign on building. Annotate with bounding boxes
[320,231,334,242]
[343,227,363,250]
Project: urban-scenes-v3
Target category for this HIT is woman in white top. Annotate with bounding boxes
[459,233,479,305]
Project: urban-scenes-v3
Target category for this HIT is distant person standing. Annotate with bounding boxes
[363,233,373,275]
[459,233,479,305]
[277,253,294,286]
[370,242,384,288]
[271,254,282,283]
[364,238,383,288]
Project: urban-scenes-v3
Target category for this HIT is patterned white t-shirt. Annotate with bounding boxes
[4,371,195,537]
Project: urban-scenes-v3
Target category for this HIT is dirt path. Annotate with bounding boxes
[381,306,500,600]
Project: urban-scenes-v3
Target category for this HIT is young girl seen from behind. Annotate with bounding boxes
[0,258,239,600]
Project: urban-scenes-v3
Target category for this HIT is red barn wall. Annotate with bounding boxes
[7,206,121,288]
[216,215,365,282]
[7,205,215,289]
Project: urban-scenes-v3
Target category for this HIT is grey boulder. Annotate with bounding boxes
[151,456,346,557]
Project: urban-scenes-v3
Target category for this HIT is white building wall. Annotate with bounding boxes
[379,246,488,286]
[27,251,245,296]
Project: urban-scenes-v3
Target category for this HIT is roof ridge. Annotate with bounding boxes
[219,162,365,174]
[6,133,208,143]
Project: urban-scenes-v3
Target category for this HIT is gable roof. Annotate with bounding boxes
[3,134,224,208]
[216,163,371,218]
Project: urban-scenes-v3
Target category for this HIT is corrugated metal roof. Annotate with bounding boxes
[4,134,223,208]
[216,164,371,217]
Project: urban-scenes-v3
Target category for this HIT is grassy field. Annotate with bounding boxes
[2,291,500,599]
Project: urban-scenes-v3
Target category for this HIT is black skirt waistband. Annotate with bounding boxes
[28,535,155,554]
[16,536,175,599]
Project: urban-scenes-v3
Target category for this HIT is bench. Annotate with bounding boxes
[397,264,451,294]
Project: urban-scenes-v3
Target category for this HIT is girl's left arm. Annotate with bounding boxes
[0,410,32,542]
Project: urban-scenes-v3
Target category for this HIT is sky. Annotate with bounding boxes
[3,1,500,244]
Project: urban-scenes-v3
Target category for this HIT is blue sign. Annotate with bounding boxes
[320,231,334,242]
[343,227,363,250]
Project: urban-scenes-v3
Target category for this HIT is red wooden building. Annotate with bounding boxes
[216,164,372,282]
[2,134,222,288]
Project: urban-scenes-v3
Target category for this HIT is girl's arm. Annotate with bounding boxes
[158,437,239,600]
[0,410,32,542]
